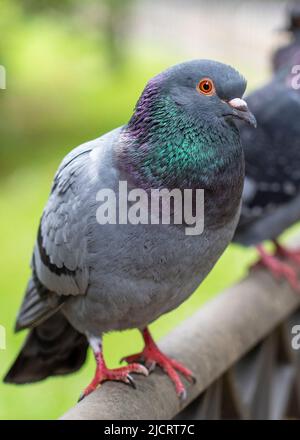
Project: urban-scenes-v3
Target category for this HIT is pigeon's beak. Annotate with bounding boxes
[227,98,257,128]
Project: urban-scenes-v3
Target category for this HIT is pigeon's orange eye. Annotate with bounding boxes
[197,78,215,95]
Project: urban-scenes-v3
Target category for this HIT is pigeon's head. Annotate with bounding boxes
[124,60,255,189]
[152,59,256,128]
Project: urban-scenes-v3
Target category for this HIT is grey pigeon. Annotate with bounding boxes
[4,60,255,400]
[234,66,300,289]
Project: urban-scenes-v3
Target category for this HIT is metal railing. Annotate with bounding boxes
[61,259,300,420]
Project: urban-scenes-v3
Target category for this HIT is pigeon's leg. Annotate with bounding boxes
[273,240,300,266]
[122,328,195,400]
[255,244,300,291]
[79,335,148,401]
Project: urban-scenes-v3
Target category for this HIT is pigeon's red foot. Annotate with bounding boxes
[274,241,300,266]
[255,244,300,292]
[122,328,195,400]
[79,352,148,401]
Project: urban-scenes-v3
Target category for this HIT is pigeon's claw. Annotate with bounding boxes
[169,358,196,384]
[79,355,148,402]
[121,352,144,364]
[124,328,195,399]
[254,245,300,292]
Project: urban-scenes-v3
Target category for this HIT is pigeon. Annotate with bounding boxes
[4,60,255,400]
[273,1,300,73]
[233,65,300,289]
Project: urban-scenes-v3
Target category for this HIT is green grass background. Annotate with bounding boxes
[0,6,273,419]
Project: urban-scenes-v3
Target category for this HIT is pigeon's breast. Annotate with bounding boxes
[62,207,240,335]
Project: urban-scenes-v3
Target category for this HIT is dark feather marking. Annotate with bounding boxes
[15,263,65,332]
[37,223,77,277]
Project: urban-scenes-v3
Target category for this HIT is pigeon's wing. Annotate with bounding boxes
[236,193,300,246]
[16,128,122,330]
[34,144,94,296]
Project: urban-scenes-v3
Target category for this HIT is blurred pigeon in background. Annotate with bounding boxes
[234,65,300,290]
[273,1,300,72]
[4,60,255,400]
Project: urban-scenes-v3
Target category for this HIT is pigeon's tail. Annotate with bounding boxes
[4,311,88,384]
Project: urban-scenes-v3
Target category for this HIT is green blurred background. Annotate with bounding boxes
[0,0,294,419]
